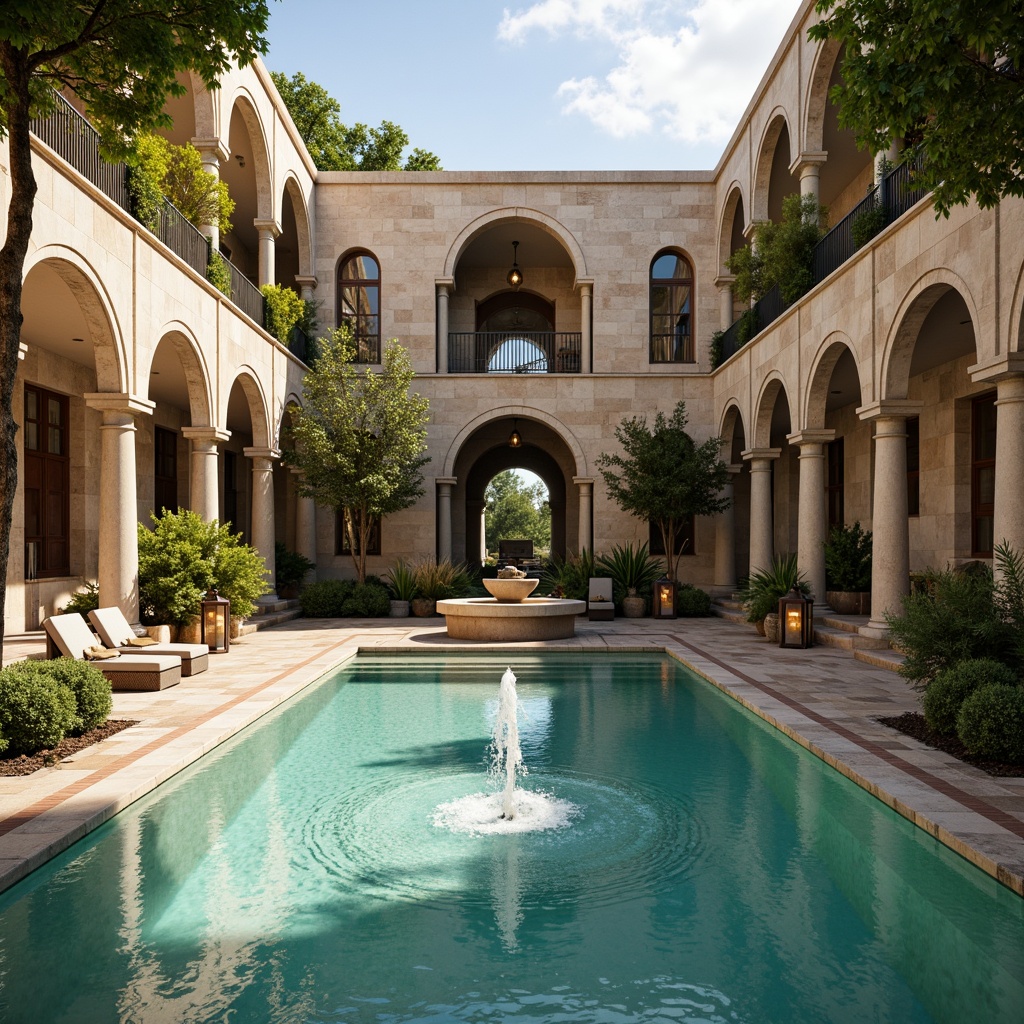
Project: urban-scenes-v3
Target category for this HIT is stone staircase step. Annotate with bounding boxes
[853,647,906,673]
[238,599,302,636]
[818,614,868,635]
[711,603,747,625]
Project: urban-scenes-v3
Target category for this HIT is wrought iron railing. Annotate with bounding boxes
[153,199,210,278]
[811,186,881,284]
[288,324,319,363]
[448,332,583,373]
[227,262,266,328]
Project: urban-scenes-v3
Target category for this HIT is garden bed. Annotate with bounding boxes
[878,712,1024,778]
[0,720,136,776]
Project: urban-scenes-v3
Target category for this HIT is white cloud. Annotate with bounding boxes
[500,0,801,144]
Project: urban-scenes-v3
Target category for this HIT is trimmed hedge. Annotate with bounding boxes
[922,659,1018,735]
[300,579,391,618]
[43,658,113,733]
[956,683,1024,762]
[0,665,79,755]
[676,584,712,617]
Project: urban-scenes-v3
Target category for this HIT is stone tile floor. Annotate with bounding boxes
[1,614,1022,898]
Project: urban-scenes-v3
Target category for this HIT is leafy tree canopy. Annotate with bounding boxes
[270,70,442,171]
[285,329,430,582]
[596,401,730,581]
[809,0,1024,216]
[485,471,551,556]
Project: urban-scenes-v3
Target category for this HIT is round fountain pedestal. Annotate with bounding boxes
[436,597,586,641]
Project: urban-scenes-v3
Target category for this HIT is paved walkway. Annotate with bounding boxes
[2,615,1023,898]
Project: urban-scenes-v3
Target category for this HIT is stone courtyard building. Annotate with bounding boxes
[4,0,1024,644]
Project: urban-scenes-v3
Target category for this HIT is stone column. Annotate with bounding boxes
[191,138,228,252]
[579,280,593,374]
[436,279,453,373]
[788,429,835,608]
[85,393,155,623]
[291,469,318,568]
[858,401,921,638]
[244,446,280,603]
[573,477,594,554]
[181,427,229,523]
[254,219,281,288]
[792,151,827,210]
[481,509,488,563]
[713,464,742,595]
[714,275,736,331]
[293,274,318,304]
[971,357,1024,569]
[742,448,780,573]
[436,477,457,562]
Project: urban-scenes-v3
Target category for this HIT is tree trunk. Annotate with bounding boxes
[0,57,37,666]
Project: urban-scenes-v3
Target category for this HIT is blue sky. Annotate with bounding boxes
[266,0,805,172]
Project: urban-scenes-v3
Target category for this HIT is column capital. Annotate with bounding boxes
[84,392,155,417]
[789,150,828,176]
[787,429,835,448]
[741,447,781,463]
[969,353,1024,384]
[435,476,457,488]
[576,279,594,296]
[191,137,229,162]
[857,399,923,422]
[293,274,318,292]
[435,277,455,293]
[572,476,594,488]
[181,426,230,444]
[253,218,281,238]
[713,274,736,290]
[727,463,744,476]
[243,445,280,461]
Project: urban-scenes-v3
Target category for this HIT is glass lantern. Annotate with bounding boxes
[201,589,231,653]
[652,576,677,619]
[778,588,813,648]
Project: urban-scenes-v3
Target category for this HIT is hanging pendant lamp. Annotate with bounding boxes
[508,418,522,448]
[507,240,523,289]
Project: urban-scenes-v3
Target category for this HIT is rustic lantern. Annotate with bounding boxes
[201,589,231,653]
[778,587,813,648]
[652,576,677,619]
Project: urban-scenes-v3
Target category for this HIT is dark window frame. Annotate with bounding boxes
[971,392,996,558]
[24,384,70,579]
[826,437,845,529]
[906,416,920,518]
[649,249,694,364]
[337,249,381,364]
[154,426,178,514]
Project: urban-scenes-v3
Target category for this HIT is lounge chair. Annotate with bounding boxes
[588,577,614,621]
[43,613,181,691]
[89,606,209,677]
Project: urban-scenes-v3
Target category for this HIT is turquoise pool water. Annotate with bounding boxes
[1,653,1022,1023]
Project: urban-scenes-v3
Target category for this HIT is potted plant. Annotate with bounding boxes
[596,542,663,617]
[738,553,812,636]
[411,558,472,617]
[275,543,315,600]
[384,559,416,617]
[824,522,872,614]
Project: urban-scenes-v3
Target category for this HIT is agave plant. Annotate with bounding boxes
[738,552,812,624]
[384,559,417,601]
[596,542,663,597]
[412,557,473,600]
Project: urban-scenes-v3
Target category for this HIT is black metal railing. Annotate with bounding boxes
[811,186,881,284]
[448,332,583,373]
[154,199,210,278]
[226,261,265,328]
[288,324,311,362]
[29,91,131,212]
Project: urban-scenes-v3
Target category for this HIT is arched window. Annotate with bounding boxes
[650,251,693,363]
[337,251,380,363]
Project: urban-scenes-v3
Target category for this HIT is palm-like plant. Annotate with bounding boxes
[412,558,473,600]
[738,553,812,624]
[384,559,416,601]
[596,542,663,597]
[541,549,595,600]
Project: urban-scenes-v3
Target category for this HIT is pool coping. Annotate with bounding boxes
[1,618,1022,899]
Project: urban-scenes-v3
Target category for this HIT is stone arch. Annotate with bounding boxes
[751,108,794,225]
[227,88,273,221]
[143,320,214,426]
[719,401,748,462]
[1008,259,1024,355]
[718,183,746,273]
[442,405,587,479]
[803,331,864,427]
[223,366,272,449]
[443,208,588,283]
[803,37,843,155]
[881,270,981,400]
[752,372,793,449]
[22,244,127,393]
[281,173,313,277]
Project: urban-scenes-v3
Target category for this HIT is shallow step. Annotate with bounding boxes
[818,613,869,635]
[712,604,747,625]
[853,647,906,673]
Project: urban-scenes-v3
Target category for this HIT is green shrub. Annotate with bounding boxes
[824,522,872,592]
[0,665,79,755]
[886,565,1015,687]
[45,659,112,733]
[676,584,712,617]
[738,553,811,624]
[541,548,595,600]
[923,659,1018,735]
[851,202,888,250]
[300,579,353,617]
[956,683,1024,762]
[207,251,232,296]
[0,729,7,755]
[261,283,306,345]
[412,558,473,600]
[275,543,315,591]
[384,559,416,601]
[60,579,100,616]
[341,582,391,617]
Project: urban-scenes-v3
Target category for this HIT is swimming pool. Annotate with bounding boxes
[1,653,1021,1022]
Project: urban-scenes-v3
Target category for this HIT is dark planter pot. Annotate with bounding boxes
[411,597,436,617]
[277,583,300,600]
[827,590,871,615]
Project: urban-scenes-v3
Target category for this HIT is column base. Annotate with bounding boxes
[858,619,890,640]
[256,593,284,611]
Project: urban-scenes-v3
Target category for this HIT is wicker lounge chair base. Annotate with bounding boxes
[88,607,209,676]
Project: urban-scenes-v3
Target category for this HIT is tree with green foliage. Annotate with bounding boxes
[809,0,1024,216]
[0,1,270,662]
[285,329,430,583]
[270,70,442,171]
[596,401,731,581]
[485,471,551,556]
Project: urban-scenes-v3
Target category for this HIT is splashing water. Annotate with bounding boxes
[493,667,522,819]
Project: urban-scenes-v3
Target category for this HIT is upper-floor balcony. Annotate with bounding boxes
[447,331,583,374]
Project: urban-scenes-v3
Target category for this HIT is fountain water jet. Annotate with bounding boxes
[493,667,523,819]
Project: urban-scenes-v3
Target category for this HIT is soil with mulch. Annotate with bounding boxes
[0,720,137,776]
[878,712,1024,777]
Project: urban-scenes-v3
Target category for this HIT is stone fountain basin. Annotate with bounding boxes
[483,577,540,602]
[436,597,586,641]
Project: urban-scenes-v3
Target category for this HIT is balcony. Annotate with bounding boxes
[447,332,582,374]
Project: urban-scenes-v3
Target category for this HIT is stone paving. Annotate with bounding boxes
[1,614,1023,899]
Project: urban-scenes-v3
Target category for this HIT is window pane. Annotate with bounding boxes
[26,390,37,422]
[974,395,997,460]
[48,398,61,426]
[977,465,995,506]
[26,422,38,451]
[976,516,994,556]
[652,254,690,280]
[341,254,379,280]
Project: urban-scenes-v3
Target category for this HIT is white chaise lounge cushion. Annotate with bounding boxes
[88,606,209,663]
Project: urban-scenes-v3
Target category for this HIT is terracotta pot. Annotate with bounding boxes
[754,617,767,637]
[826,590,871,615]
[622,592,646,618]
[410,598,436,617]
[763,612,780,644]
[389,600,410,618]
